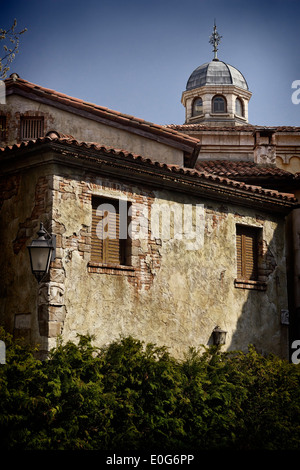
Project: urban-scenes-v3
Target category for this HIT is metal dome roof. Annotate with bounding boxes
[186,60,249,91]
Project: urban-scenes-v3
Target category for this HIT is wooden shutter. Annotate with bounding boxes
[236,226,258,280]
[20,117,44,139]
[91,199,104,262]
[105,205,121,264]
[236,229,243,279]
[91,197,126,265]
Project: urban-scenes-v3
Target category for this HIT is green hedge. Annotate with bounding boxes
[0,327,300,450]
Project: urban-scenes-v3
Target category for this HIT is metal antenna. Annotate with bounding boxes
[209,20,222,61]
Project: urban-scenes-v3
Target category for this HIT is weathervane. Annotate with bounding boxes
[209,20,222,61]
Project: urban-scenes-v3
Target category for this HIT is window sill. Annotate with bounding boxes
[234,114,246,120]
[234,279,267,291]
[88,262,136,276]
[190,113,204,120]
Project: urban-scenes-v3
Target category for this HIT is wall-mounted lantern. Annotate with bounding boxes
[212,326,227,346]
[27,222,56,282]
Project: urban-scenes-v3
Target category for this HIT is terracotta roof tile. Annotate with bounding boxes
[195,160,294,179]
[0,136,297,204]
[4,77,200,151]
[165,124,300,133]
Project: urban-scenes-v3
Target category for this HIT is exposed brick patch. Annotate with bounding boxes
[55,174,162,291]
[13,175,52,254]
[64,226,91,259]
[205,205,228,231]
[0,110,12,146]
[0,174,20,210]
[88,263,135,276]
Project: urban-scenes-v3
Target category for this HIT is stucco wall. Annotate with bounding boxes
[0,160,290,359]
[51,166,289,359]
[3,95,184,166]
[0,166,53,351]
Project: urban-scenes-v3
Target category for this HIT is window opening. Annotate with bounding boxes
[20,116,44,140]
[235,98,244,116]
[192,98,203,116]
[236,225,260,281]
[212,95,226,113]
[91,197,130,265]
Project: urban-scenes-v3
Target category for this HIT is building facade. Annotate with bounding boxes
[1,29,299,359]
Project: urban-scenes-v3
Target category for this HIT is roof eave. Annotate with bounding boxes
[5,79,200,158]
[0,139,297,215]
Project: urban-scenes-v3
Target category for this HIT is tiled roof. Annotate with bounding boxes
[166,124,254,132]
[165,124,300,133]
[4,76,200,152]
[195,160,295,179]
[0,135,297,205]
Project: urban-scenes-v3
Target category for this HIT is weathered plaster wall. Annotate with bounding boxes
[3,95,184,166]
[0,160,290,359]
[276,156,300,174]
[275,133,300,174]
[0,166,53,351]
[50,167,289,359]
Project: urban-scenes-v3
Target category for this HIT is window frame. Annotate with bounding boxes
[20,116,44,140]
[212,95,227,113]
[90,196,131,267]
[235,97,244,117]
[234,224,266,291]
[236,224,259,281]
[192,97,203,117]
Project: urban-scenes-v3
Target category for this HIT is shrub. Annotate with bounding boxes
[0,327,300,450]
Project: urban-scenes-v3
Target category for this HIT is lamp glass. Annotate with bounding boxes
[29,246,52,275]
[27,222,54,281]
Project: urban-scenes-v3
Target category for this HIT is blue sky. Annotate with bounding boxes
[1,0,299,126]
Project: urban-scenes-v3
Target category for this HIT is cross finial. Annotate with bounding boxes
[209,20,222,61]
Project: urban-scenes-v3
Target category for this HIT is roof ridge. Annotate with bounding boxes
[4,76,200,146]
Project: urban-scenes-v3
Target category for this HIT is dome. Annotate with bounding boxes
[186,60,249,91]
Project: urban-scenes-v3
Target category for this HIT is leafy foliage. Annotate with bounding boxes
[0,327,300,450]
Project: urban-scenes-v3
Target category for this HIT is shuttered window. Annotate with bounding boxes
[91,197,128,265]
[20,116,44,140]
[236,225,259,280]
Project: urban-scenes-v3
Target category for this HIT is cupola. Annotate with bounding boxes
[181,23,252,126]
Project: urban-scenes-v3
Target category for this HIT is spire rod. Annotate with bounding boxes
[209,20,222,61]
